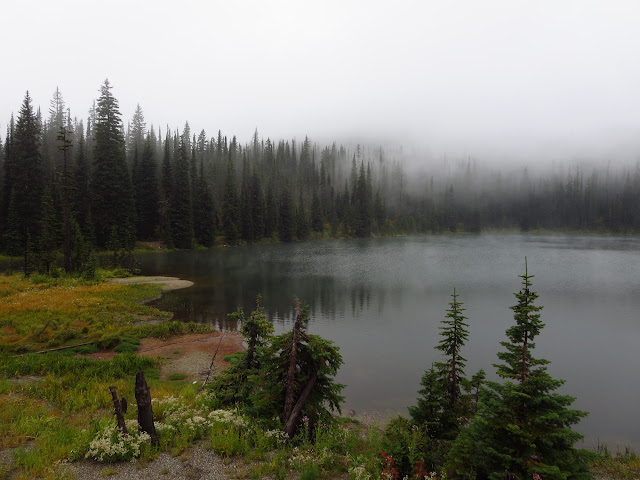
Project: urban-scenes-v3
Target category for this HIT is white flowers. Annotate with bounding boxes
[84,393,249,463]
[85,424,151,462]
[265,429,289,445]
[349,465,372,480]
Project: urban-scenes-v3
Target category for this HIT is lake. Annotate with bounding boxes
[137,234,640,450]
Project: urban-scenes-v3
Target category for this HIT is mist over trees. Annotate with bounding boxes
[2,82,640,272]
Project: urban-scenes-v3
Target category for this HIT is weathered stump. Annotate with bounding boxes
[109,386,128,436]
[135,370,158,446]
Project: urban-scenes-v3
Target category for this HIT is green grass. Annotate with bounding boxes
[591,444,640,479]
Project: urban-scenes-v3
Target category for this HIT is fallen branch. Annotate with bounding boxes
[199,333,225,391]
[13,341,92,357]
[284,370,318,439]
[35,320,52,338]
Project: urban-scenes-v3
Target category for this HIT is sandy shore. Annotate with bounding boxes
[107,275,194,291]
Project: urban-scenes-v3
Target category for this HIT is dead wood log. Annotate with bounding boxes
[200,333,225,391]
[13,341,92,357]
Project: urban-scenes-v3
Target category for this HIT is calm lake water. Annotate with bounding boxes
[137,234,640,450]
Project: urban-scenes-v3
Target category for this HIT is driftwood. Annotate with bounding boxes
[284,370,318,438]
[13,341,92,357]
[109,386,128,436]
[135,371,158,445]
[200,333,225,391]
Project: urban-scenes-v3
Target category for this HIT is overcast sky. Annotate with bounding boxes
[2,0,640,163]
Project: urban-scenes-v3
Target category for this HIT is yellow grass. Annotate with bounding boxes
[0,273,169,353]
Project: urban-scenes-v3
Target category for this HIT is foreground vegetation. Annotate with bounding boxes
[1,270,639,479]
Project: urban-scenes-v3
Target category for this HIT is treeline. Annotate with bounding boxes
[2,80,640,274]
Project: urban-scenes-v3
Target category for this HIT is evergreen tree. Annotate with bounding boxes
[3,190,22,257]
[239,155,253,242]
[128,104,146,160]
[9,92,44,274]
[170,136,193,249]
[222,154,240,244]
[256,301,344,438]
[444,184,457,233]
[193,161,216,247]
[90,80,136,249]
[264,182,277,238]
[211,295,273,406]
[1,117,15,238]
[278,181,295,242]
[295,190,309,241]
[249,168,264,241]
[56,122,74,272]
[374,190,386,232]
[409,365,447,438]
[410,289,470,439]
[159,132,174,247]
[446,261,591,480]
[38,182,58,274]
[353,161,372,237]
[135,137,160,240]
[435,289,469,411]
[311,189,323,233]
[73,128,91,238]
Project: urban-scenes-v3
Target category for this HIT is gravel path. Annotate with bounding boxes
[61,445,238,480]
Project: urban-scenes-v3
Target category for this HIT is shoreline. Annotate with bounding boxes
[108,275,246,381]
[106,275,194,291]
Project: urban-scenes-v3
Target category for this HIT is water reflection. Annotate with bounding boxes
[138,234,640,450]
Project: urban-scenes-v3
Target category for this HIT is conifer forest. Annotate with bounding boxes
[2,81,640,275]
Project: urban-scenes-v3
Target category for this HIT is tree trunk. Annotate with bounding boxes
[135,371,158,445]
[284,370,318,438]
[283,305,303,422]
[109,386,128,436]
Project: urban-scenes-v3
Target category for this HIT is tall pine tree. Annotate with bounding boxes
[90,80,135,249]
[169,135,193,249]
[8,92,44,274]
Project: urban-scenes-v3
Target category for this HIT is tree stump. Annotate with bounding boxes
[135,370,158,446]
[109,386,128,436]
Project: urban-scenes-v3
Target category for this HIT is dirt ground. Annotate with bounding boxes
[138,331,245,382]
